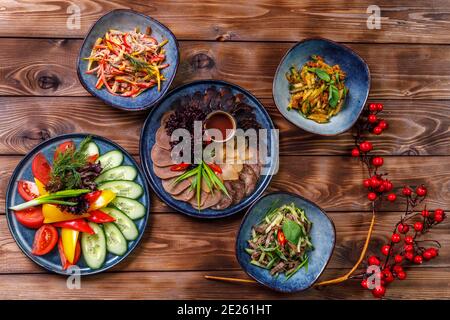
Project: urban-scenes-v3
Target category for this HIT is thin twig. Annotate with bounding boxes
[204,275,257,284]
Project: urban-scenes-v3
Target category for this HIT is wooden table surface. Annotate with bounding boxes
[0,1,449,300]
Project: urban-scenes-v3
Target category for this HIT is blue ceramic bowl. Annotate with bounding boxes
[140,80,277,219]
[5,133,150,275]
[273,38,370,135]
[236,192,335,293]
[77,9,179,111]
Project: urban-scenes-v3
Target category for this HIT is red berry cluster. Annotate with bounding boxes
[351,103,396,203]
[360,185,445,298]
[350,103,447,299]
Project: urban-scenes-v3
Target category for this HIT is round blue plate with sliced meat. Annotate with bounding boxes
[140,80,277,218]
[5,133,150,275]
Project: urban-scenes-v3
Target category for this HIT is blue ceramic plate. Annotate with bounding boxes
[273,38,370,135]
[140,80,276,218]
[5,133,150,275]
[236,192,335,293]
[77,9,179,111]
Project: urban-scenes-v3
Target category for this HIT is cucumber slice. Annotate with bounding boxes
[101,207,139,241]
[81,222,106,270]
[104,222,128,256]
[95,166,138,184]
[111,196,146,220]
[98,181,143,199]
[97,150,124,172]
[83,142,99,158]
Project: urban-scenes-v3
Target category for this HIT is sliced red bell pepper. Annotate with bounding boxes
[84,190,102,205]
[53,219,94,234]
[87,210,116,223]
[207,163,222,174]
[58,238,81,270]
[170,162,190,171]
[121,87,140,97]
[122,33,132,53]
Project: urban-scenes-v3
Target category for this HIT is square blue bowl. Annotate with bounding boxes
[273,38,370,135]
[236,192,336,293]
[77,9,179,111]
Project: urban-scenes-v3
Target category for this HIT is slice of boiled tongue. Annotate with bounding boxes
[153,163,185,179]
[172,187,195,202]
[155,127,171,150]
[151,145,174,167]
[189,190,208,208]
[162,177,192,195]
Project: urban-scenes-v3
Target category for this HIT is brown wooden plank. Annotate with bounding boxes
[1,1,450,44]
[0,212,448,274]
[1,155,449,212]
[0,97,448,156]
[2,39,450,99]
[0,268,448,299]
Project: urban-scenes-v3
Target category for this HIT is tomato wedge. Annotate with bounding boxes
[31,153,51,185]
[54,140,75,160]
[14,207,44,229]
[17,180,39,201]
[31,225,58,255]
[58,238,81,270]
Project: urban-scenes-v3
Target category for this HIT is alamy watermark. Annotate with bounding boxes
[367,5,381,30]
[67,4,81,30]
[169,123,279,176]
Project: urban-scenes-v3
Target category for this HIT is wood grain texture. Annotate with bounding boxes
[1,155,449,212]
[1,1,450,44]
[0,97,448,156]
[0,268,448,300]
[0,212,449,274]
[2,39,450,99]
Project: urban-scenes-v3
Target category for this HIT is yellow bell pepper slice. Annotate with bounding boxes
[61,228,79,264]
[34,178,48,197]
[88,190,116,211]
[42,204,89,224]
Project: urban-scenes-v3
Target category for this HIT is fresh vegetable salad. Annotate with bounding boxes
[246,202,313,279]
[84,27,169,97]
[10,137,146,271]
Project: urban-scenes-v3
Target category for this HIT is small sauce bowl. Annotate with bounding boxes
[204,110,237,143]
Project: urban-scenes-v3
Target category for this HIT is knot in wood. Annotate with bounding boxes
[38,75,60,90]
[191,53,214,70]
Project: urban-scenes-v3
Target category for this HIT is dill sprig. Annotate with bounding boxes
[48,136,92,191]
[124,54,155,74]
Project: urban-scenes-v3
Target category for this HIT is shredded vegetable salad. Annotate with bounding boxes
[246,202,313,279]
[84,27,169,97]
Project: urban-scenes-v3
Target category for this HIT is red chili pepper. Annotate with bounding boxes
[207,163,222,174]
[170,162,190,171]
[84,190,102,205]
[87,210,116,224]
[277,231,287,246]
[53,219,95,235]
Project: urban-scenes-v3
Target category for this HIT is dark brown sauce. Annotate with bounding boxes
[205,112,234,141]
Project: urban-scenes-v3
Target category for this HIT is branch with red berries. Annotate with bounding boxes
[315,103,447,298]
